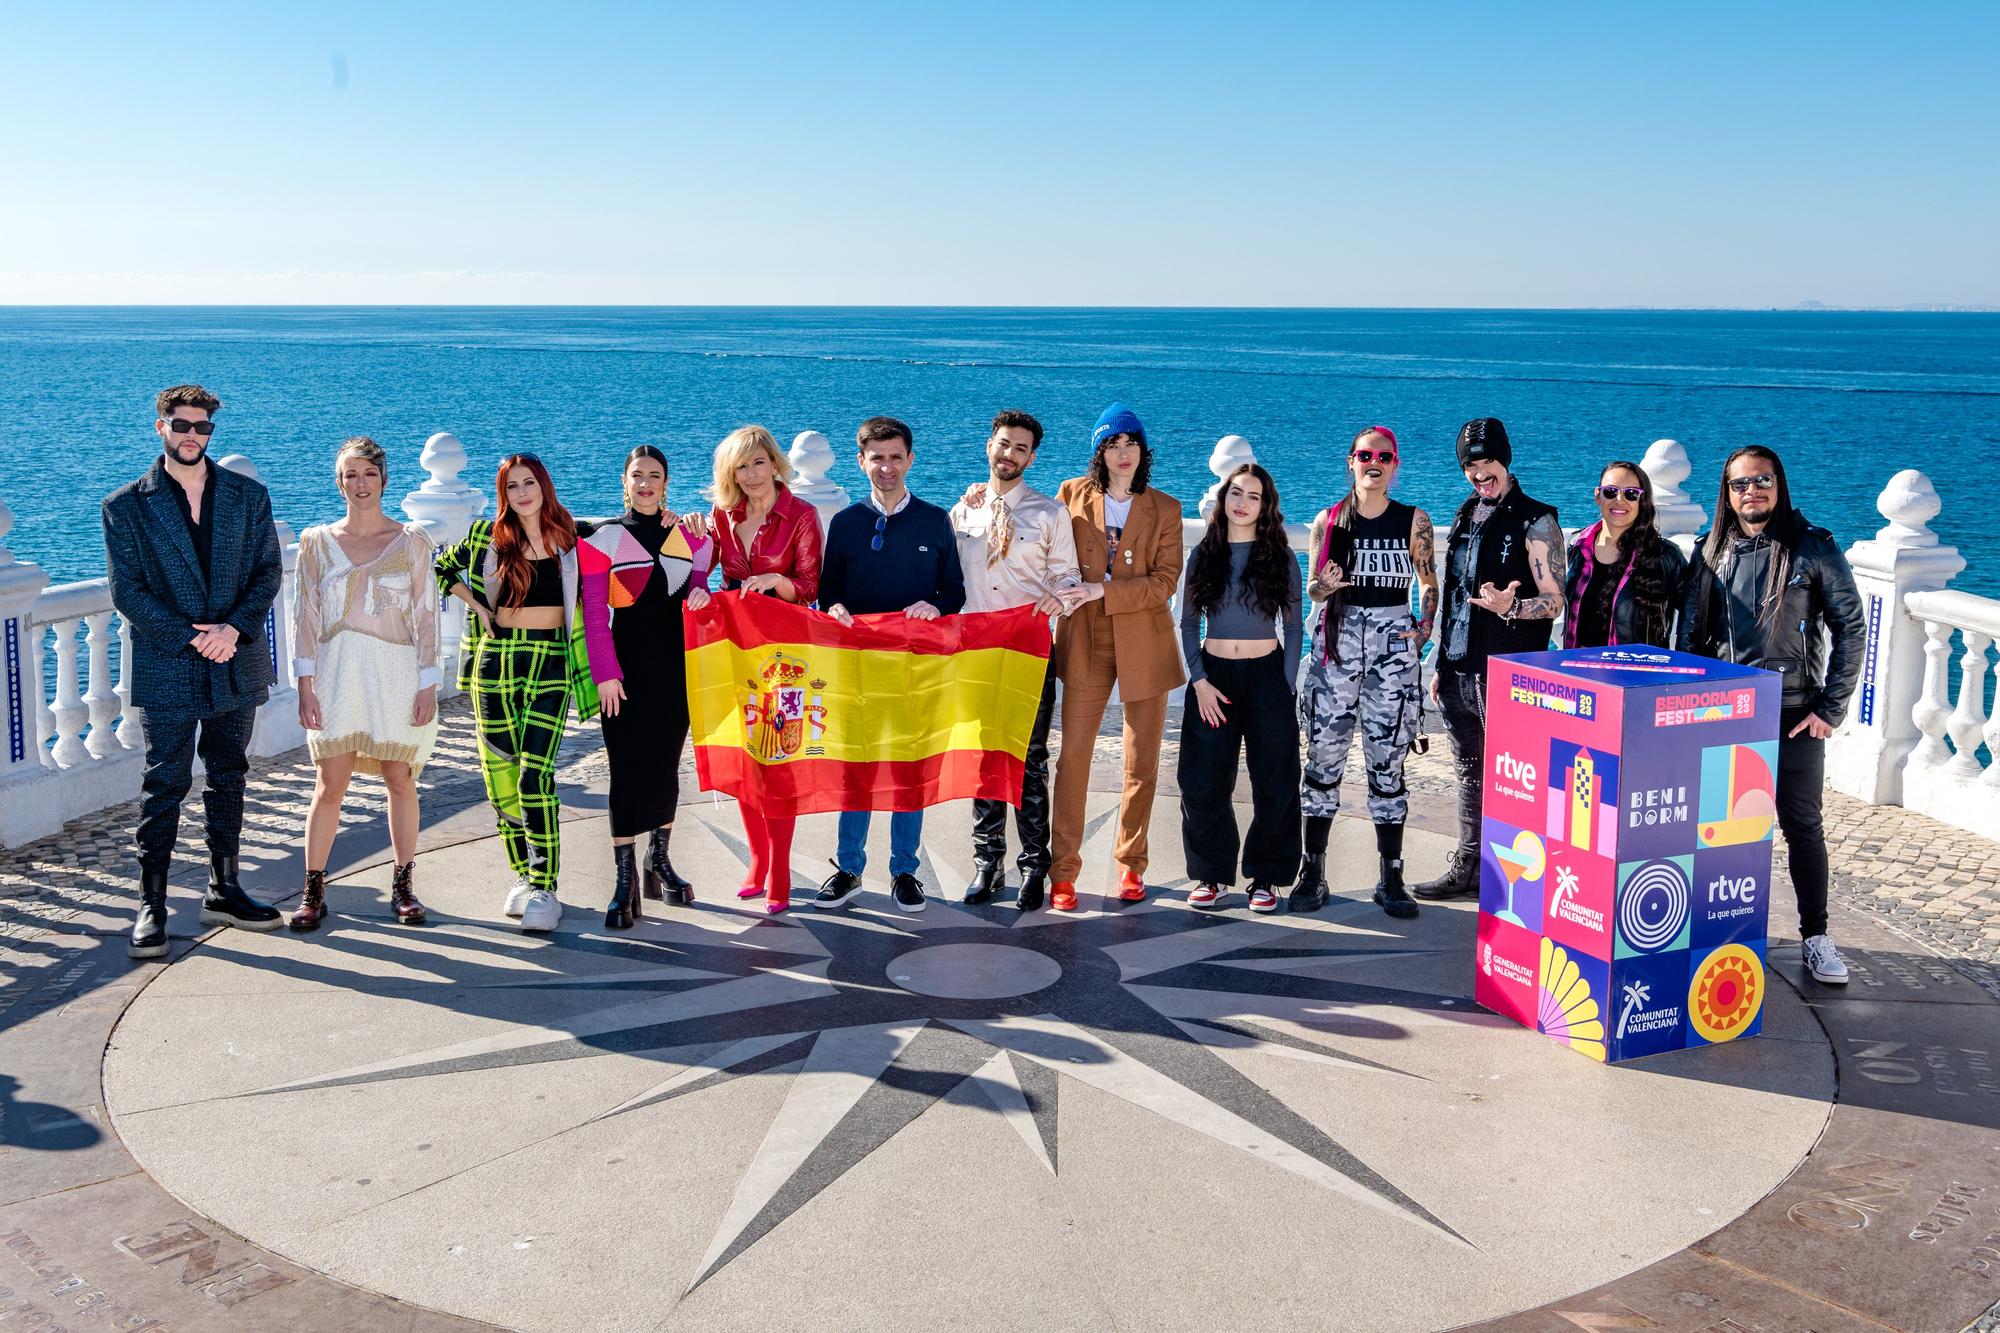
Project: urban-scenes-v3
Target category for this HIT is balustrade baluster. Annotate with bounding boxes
[83,610,119,758]
[48,617,89,766]
[115,615,145,751]
[1944,630,1993,780]
[31,621,55,768]
[1908,618,1954,770]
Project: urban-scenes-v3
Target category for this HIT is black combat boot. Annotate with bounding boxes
[130,863,171,958]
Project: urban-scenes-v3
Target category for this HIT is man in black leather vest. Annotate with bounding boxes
[1680,445,1864,985]
[1414,418,1565,900]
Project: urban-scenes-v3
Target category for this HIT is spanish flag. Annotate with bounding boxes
[685,593,1054,817]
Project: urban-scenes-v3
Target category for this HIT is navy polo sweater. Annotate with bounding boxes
[818,495,967,617]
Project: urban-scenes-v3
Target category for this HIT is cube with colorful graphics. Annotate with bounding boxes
[1471,645,1779,1063]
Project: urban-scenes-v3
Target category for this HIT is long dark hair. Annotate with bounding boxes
[1700,445,1798,629]
[1088,432,1153,494]
[1187,463,1295,622]
[492,454,578,609]
[1596,461,1675,645]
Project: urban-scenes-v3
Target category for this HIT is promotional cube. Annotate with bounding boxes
[1471,646,1780,1063]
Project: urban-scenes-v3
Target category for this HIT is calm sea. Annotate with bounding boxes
[2,307,1995,594]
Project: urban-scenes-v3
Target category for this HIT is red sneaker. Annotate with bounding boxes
[1188,882,1224,910]
[1117,870,1146,902]
[1050,880,1079,912]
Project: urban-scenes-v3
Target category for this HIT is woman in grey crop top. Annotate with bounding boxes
[1174,462,1303,914]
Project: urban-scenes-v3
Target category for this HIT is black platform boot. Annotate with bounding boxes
[1015,870,1046,913]
[606,844,639,931]
[1288,853,1329,913]
[964,859,1005,905]
[1372,822,1418,919]
[200,855,282,930]
[130,863,171,958]
[650,829,692,906]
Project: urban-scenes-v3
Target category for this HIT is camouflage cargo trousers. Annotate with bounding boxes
[1297,604,1421,823]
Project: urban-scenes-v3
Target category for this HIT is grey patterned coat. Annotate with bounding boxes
[102,458,284,714]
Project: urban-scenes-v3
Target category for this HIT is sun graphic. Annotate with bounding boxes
[1689,944,1764,1043]
[1536,937,1607,1062]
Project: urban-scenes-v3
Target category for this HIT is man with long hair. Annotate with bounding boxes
[104,384,287,957]
[1680,445,1865,984]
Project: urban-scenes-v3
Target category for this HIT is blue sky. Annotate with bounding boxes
[5,2,1996,306]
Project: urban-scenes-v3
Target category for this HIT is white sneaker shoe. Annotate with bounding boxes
[504,880,532,918]
[1802,934,1849,985]
[519,889,561,934]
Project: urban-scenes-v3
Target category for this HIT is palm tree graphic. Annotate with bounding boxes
[1616,980,1651,1040]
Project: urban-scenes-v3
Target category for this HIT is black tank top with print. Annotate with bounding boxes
[1320,500,1415,609]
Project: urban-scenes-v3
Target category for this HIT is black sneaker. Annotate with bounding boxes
[814,864,864,911]
[891,873,928,914]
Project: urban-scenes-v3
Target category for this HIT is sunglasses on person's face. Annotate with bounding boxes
[165,418,215,436]
[1728,473,1777,494]
[1352,449,1397,465]
[1598,485,1644,502]
[870,511,887,552]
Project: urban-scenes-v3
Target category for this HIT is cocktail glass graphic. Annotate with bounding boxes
[1489,829,1545,927]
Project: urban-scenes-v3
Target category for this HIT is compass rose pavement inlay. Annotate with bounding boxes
[101,802,1834,1332]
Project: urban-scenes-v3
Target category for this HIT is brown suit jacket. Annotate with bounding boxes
[1052,477,1187,701]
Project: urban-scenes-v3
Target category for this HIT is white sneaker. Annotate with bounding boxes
[1802,934,1849,985]
[504,880,532,918]
[519,890,561,934]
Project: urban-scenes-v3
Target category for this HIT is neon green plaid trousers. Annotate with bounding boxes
[471,628,572,891]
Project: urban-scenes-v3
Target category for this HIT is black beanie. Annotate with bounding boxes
[1456,417,1511,469]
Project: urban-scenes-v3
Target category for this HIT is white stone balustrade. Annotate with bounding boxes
[1639,439,1705,548]
[400,431,486,699]
[1897,589,2000,838]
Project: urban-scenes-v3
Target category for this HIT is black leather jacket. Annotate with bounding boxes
[1562,523,1691,650]
[1676,511,1866,724]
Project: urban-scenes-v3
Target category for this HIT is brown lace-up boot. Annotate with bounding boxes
[389,861,428,925]
[290,869,327,932]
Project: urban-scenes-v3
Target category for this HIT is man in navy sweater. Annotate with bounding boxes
[815,416,967,914]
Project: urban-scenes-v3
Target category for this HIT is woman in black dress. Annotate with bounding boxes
[578,445,714,929]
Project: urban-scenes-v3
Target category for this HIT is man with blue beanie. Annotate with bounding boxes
[814,416,967,913]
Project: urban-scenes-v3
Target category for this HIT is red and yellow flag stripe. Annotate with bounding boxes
[685,592,1053,817]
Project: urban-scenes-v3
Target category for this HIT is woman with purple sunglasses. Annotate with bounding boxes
[1562,461,1690,650]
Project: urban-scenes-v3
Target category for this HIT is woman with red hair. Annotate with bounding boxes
[436,453,604,933]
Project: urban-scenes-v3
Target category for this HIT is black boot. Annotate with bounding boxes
[606,844,639,931]
[1372,822,1418,918]
[1412,847,1479,901]
[964,859,1005,905]
[200,854,282,930]
[130,863,171,958]
[1015,870,1046,913]
[1288,853,1329,913]
[650,829,692,906]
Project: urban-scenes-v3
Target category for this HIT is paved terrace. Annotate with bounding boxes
[2,702,1997,1332]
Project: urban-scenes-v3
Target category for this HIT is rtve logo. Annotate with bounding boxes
[1708,874,1757,904]
[1494,752,1538,793]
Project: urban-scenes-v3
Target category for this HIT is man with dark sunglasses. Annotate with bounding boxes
[102,384,287,958]
[1680,445,1864,985]
[815,416,967,913]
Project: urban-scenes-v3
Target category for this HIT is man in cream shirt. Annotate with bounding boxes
[951,410,1083,911]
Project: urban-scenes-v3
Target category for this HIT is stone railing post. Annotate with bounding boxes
[1639,439,1705,551]
[1826,470,1965,806]
[402,431,486,698]
[219,453,305,757]
[0,490,63,847]
[788,430,851,530]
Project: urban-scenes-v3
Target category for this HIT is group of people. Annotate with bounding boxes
[104,386,1865,985]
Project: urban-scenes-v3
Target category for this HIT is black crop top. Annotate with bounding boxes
[1320,500,1416,609]
[522,555,563,608]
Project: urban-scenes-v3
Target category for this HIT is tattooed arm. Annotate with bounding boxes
[1411,508,1439,643]
[1513,513,1567,620]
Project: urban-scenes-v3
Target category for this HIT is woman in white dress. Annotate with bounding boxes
[290,436,442,930]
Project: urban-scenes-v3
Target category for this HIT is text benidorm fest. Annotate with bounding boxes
[1508,671,1598,720]
[1654,686,1757,728]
